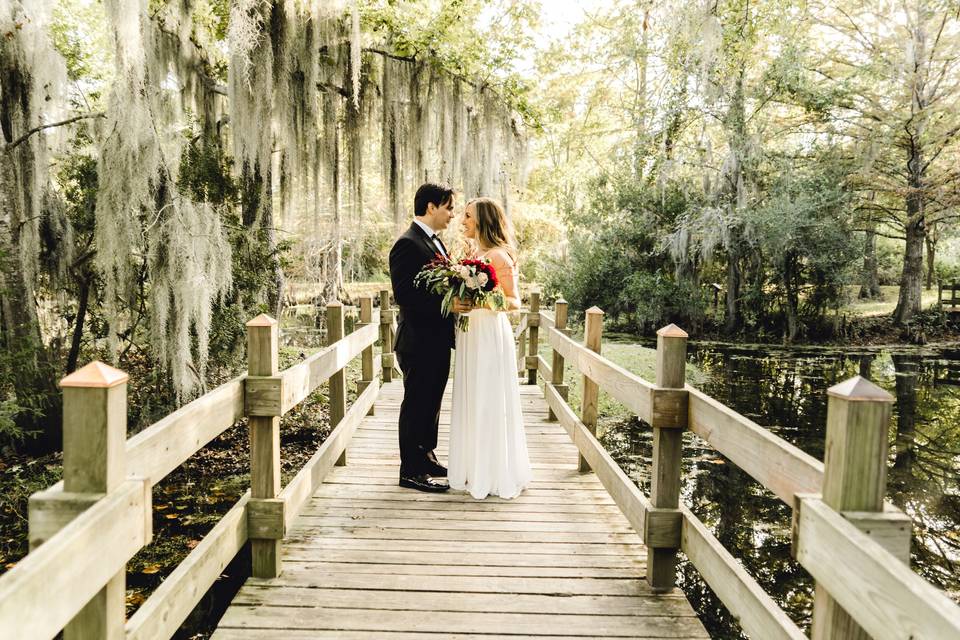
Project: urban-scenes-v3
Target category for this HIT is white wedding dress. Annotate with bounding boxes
[448,253,532,499]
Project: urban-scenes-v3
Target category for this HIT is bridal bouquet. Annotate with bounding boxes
[415,254,506,331]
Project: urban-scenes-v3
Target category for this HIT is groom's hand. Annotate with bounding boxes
[451,297,474,314]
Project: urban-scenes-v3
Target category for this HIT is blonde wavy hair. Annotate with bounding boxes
[467,197,518,264]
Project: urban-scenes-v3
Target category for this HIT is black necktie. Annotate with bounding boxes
[432,234,448,258]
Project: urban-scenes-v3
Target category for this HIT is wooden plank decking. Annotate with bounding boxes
[212,381,709,639]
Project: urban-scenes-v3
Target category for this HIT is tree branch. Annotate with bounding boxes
[342,45,519,113]
[851,227,906,241]
[4,112,105,152]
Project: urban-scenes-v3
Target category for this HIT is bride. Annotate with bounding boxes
[448,197,532,500]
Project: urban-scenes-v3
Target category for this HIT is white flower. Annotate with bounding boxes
[465,275,479,289]
[477,272,488,287]
[457,265,470,278]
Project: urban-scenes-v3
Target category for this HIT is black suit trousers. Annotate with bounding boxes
[396,344,451,476]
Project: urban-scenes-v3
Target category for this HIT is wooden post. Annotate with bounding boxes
[246,314,281,578]
[59,361,129,640]
[647,324,688,593]
[327,301,348,466]
[548,299,569,421]
[380,289,394,383]
[579,307,603,472]
[517,329,528,377]
[527,291,541,385]
[811,375,894,640]
[358,296,375,416]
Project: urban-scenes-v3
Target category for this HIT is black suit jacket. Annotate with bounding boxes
[389,222,456,352]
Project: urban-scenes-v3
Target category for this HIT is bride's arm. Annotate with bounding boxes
[488,250,521,311]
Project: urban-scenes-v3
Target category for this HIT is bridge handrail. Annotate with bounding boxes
[516,294,960,640]
[794,495,960,638]
[277,368,380,530]
[32,310,382,498]
[40,376,246,497]
[0,480,150,640]
[686,388,823,505]
[0,293,396,640]
[269,317,380,414]
[538,364,806,639]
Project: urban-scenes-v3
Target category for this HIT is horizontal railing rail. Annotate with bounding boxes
[515,294,960,640]
[0,291,398,640]
[1,480,150,640]
[793,495,960,638]
[686,387,823,505]
[125,491,249,640]
[42,376,246,496]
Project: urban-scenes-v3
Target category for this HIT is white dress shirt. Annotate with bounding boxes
[413,218,448,259]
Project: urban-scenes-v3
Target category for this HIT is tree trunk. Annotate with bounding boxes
[0,265,62,453]
[894,219,924,323]
[66,275,91,374]
[722,68,747,336]
[858,222,882,299]
[724,250,741,335]
[633,4,650,178]
[894,20,929,324]
[925,228,937,290]
[893,205,925,324]
[0,58,61,451]
[322,91,344,303]
[241,162,284,318]
[782,254,799,343]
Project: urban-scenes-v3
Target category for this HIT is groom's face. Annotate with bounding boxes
[427,197,455,231]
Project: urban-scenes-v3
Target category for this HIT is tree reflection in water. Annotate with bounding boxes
[599,343,960,639]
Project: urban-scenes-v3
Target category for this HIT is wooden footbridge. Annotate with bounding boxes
[2,291,960,639]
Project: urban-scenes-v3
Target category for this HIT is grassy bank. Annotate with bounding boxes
[841,285,941,316]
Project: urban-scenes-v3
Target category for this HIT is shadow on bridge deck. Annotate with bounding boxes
[211,381,708,639]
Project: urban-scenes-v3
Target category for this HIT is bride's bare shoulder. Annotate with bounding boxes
[485,247,514,267]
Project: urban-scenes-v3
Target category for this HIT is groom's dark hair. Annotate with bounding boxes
[414,182,454,217]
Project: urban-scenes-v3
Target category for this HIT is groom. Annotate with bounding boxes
[389,182,472,492]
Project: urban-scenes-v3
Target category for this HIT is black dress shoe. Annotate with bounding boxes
[424,451,447,477]
[399,474,450,493]
[425,461,447,477]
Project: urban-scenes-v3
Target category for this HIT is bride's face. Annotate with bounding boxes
[461,204,478,240]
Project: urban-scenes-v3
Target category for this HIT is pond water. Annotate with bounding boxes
[600,340,960,639]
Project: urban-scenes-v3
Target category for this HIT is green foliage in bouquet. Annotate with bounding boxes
[415,257,507,330]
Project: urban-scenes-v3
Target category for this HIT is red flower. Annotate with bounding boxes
[453,258,498,291]
[478,262,498,290]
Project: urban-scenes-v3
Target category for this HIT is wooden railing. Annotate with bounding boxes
[516,293,960,640]
[0,293,397,640]
[938,279,960,313]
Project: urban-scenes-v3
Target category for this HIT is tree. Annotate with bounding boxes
[810,1,960,323]
[0,0,71,449]
[750,155,859,342]
[0,0,532,452]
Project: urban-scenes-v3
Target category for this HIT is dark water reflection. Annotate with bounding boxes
[600,341,960,639]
